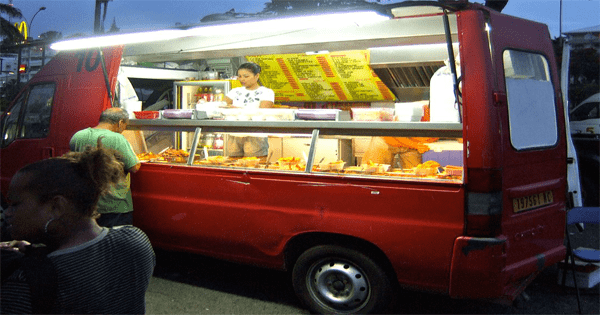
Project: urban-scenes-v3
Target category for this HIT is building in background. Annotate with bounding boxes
[564,24,600,51]
[1,41,56,87]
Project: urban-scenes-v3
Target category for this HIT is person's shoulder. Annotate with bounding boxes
[110,225,150,241]
[96,129,126,140]
[257,86,274,93]
[108,226,154,255]
[71,127,92,137]
[111,225,143,233]
[230,86,246,93]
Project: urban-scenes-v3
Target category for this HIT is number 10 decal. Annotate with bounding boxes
[75,50,101,73]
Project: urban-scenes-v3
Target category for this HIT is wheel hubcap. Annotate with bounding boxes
[309,260,369,311]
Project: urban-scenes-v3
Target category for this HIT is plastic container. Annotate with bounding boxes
[351,108,394,121]
[328,161,346,171]
[296,109,340,121]
[162,109,194,119]
[262,109,296,121]
[123,100,143,119]
[395,101,426,122]
[363,163,390,174]
[429,66,460,122]
[213,134,224,150]
[133,111,160,119]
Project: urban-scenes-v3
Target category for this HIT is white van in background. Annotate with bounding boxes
[570,92,600,135]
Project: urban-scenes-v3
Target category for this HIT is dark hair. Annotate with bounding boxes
[238,62,261,75]
[17,146,125,217]
[99,107,129,124]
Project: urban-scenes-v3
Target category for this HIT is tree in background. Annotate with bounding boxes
[261,0,382,15]
[201,0,383,22]
[94,0,114,33]
[0,79,23,112]
[108,17,120,33]
[0,3,24,46]
[39,30,63,42]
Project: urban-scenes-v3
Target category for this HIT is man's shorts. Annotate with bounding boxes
[227,136,269,157]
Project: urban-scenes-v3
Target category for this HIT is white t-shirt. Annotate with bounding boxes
[226,86,275,109]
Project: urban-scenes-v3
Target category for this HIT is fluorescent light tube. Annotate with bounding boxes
[51,10,390,51]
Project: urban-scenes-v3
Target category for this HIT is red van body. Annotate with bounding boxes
[0,2,570,313]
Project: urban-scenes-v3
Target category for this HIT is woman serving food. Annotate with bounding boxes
[224,62,275,158]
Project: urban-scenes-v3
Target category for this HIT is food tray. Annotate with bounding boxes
[162,109,194,119]
[363,164,390,174]
[414,167,437,176]
[296,109,340,121]
[317,161,346,171]
[133,111,160,119]
[235,157,261,167]
[444,166,463,176]
[351,108,394,121]
[218,108,296,121]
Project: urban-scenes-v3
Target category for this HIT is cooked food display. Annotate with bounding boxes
[443,165,463,176]
[278,157,302,165]
[362,160,390,174]
[206,155,229,164]
[137,149,189,163]
[159,149,189,163]
[235,156,261,167]
[137,149,462,181]
[137,152,160,161]
[414,160,441,176]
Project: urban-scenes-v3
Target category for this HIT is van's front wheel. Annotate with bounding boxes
[292,245,392,314]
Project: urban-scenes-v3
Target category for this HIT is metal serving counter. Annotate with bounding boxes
[127,119,463,138]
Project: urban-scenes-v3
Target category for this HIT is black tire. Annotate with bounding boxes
[292,245,392,314]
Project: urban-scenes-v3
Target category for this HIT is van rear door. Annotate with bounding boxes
[491,12,567,283]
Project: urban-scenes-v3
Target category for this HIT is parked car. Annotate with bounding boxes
[570,92,600,206]
[570,92,599,135]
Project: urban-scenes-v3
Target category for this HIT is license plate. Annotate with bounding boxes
[513,191,553,213]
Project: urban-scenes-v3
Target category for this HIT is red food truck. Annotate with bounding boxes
[0,1,584,313]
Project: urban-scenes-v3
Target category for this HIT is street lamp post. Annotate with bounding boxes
[29,6,47,41]
[17,6,46,84]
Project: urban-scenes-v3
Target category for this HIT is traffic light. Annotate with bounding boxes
[19,64,27,73]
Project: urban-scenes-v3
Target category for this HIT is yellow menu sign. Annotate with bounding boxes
[247,51,394,102]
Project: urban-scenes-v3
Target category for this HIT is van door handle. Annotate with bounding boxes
[493,92,507,107]
[42,147,54,159]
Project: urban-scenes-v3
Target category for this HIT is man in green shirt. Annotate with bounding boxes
[70,108,141,227]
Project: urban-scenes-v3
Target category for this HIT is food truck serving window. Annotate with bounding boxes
[503,50,557,150]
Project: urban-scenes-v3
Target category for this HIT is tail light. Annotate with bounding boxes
[466,168,503,236]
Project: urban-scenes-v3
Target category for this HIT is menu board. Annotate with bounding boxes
[247,51,394,102]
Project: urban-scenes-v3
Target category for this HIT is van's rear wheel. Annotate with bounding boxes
[292,245,392,314]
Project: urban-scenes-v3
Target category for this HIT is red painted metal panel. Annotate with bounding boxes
[132,163,465,292]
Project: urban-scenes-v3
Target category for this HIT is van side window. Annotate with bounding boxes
[503,50,557,150]
[1,93,26,147]
[22,84,55,138]
[0,83,55,146]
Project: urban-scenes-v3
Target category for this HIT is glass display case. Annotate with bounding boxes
[127,118,464,183]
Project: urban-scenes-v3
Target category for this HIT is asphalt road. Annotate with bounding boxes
[146,224,599,314]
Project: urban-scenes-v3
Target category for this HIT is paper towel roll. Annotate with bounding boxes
[429,66,460,123]
[122,100,142,119]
